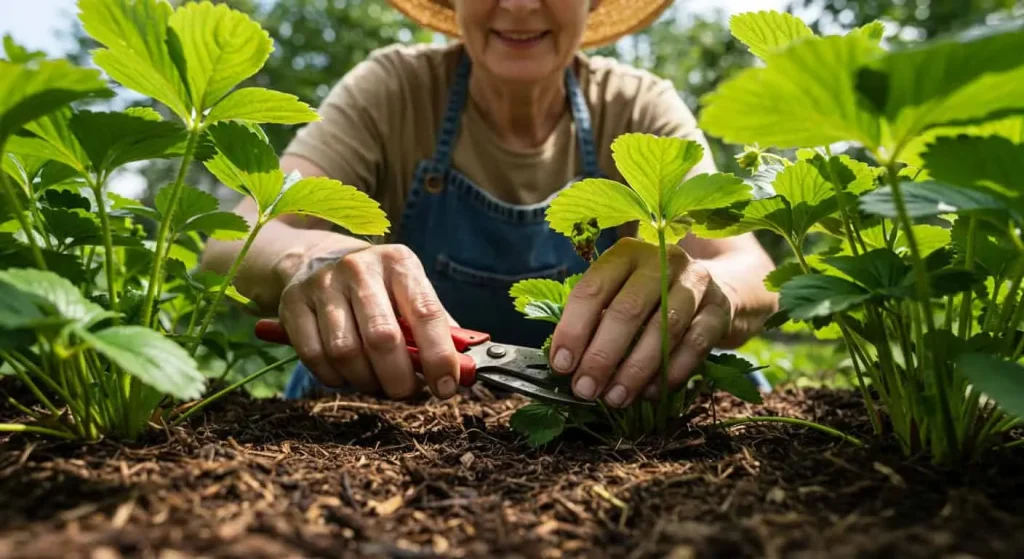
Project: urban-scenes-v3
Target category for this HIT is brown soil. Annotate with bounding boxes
[0,385,1022,559]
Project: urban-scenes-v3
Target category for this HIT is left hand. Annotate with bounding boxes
[548,238,735,408]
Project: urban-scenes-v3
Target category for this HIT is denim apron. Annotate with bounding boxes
[284,51,769,398]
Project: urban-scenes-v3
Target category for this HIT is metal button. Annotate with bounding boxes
[486,345,507,359]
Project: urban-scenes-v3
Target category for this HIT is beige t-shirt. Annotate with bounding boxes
[283,42,716,238]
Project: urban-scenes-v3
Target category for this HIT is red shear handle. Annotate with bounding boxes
[396,317,490,351]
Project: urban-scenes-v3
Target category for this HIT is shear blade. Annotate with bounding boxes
[477,371,595,407]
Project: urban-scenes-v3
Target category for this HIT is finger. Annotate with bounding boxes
[280,292,345,388]
[549,239,639,375]
[314,291,380,394]
[601,275,703,408]
[644,295,732,400]
[570,269,662,401]
[387,249,460,399]
[343,256,419,400]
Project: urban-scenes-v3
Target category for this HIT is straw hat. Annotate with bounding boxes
[387,0,675,49]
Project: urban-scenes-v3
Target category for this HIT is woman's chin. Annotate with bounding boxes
[481,56,562,85]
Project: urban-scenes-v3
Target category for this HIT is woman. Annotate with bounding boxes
[201,0,778,409]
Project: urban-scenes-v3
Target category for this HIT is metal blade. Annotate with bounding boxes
[476,371,595,407]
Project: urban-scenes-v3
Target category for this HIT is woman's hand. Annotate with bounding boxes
[277,244,462,400]
[548,238,739,408]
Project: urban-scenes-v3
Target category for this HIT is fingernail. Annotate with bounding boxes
[575,376,596,400]
[437,376,457,399]
[644,385,658,400]
[605,385,627,407]
[552,348,573,372]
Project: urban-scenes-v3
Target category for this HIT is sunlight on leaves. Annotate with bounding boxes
[0,58,110,142]
[203,122,284,213]
[168,2,272,111]
[180,211,249,241]
[546,178,650,237]
[0,268,111,328]
[69,110,186,175]
[206,87,319,125]
[860,181,1013,219]
[921,135,1024,200]
[779,274,872,320]
[83,326,207,400]
[270,177,389,236]
[611,133,704,213]
[729,10,814,59]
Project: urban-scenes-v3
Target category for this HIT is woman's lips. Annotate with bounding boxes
[492,30,551,49]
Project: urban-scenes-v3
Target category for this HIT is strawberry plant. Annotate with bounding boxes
[691,10,1024,465]
[506,134,863,448]
[0,0,389,441]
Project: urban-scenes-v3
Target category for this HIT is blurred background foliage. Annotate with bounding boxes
[49,0,1024,394]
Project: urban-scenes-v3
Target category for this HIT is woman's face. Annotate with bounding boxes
[453,0,590,84]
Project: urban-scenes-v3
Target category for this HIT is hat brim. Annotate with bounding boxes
[388,0,674,50]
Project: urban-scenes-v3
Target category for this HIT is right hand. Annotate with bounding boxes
[277,244,462,400]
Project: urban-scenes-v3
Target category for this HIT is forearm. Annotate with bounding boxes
[689,240,778,349]
[200,214,370,315]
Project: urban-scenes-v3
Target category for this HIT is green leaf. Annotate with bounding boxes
[206,87,319,125]
[521,301,563,324]
[729,11,814,59]
[850,21,885,43]
[180,211,249,241]
[764,261,804,292]
[0,280,52,329]
[43,188,91,212]
[952,217,1017,277]
[69,110,186,174]
[0,268,110,328]
[40,208,101,244]
[167,2,272,111]
[270,177,390,236]
[704,355,763,404]
[510,278,569,313]
[81,326,206,400]
[899,116,1024,170]
[699,34,882,150]
[857,20,1024,152]
[155,184,218,229]
[665,173,751,217]
[859,181,1013,219]
[546,177,651,238]
[0,246,88,285]
[773,159,838,240]
[78,0,189,120]
[921,135,1024,199]
[509,403,566,447]
[8,108,89,174]
[690,195,792,239]
[610,133,704,214]
[0,58,110,142]
[824,248,910,294]
[957,352,1024,418]
[203,122,284,212]
[779,274,872,320]
[3,35,46,64]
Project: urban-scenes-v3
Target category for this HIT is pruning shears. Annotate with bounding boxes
[253,317,594,407]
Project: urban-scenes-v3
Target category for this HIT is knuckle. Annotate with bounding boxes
[580,346,619,376]
[684,329,713,355]
[325,335,362,364]
[664,307,688,338]
[570,275,603,300]
[686,262,712,287]
[363,318,404,352]
[616,359,654,390]
[607,292,647,323]
[407,293,446,323]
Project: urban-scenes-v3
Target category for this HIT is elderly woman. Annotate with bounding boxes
[202,0,777,408]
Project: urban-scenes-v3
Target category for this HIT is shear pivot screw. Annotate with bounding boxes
[487,346,507,359]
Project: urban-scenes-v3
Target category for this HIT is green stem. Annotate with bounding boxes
[140,127,203,328]
[998,438,1024,450]
[840,322,883,435]
[189,220,265,353]
[655,226,671,434]
[171,355,298,426]
[90,178,119,315]
[823,146,866,256]
[717,416,864,447]
[0,424,75,440]
[958,218,979,340]
[5,397,40,419]
[0,146,46,269]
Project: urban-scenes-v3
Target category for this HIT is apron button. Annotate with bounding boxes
[425,173,444,194]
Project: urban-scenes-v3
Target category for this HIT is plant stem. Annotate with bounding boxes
[189,220,265,353]
[0,424,75,440]
[655,226,671,434]
[171,355,298,426]
[89,178,119,315]
[823,146,865,256]
[717,416,864,447]
[0,146,46,269]
[958,218,978,340]
[840,324,883,434]
[140,127,203,328]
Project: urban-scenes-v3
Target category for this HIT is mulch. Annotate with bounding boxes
[1,384,1022,558]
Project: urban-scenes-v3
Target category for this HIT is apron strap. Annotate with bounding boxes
[565,68,601,178]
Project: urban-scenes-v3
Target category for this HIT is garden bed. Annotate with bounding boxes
[1,386,1022,558]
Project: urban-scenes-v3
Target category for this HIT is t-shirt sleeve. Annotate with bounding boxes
[632,80,719,177]
[282,53,399,199]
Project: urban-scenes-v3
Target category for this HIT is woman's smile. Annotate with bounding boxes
[491,29,552,50]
